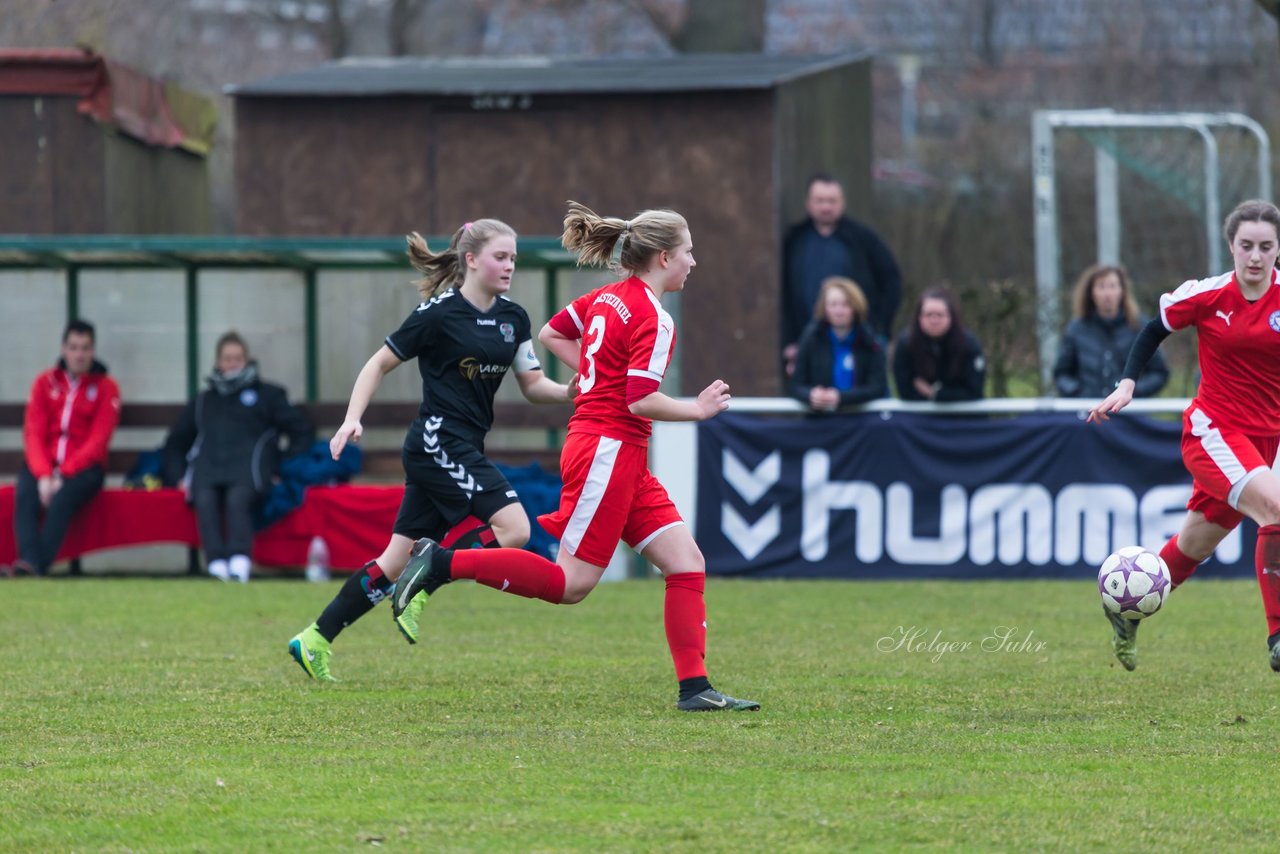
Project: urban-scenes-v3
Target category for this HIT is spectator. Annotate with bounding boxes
[893,286,986,402]
[1053,264,1169,399]
[788,276,887,411]
[163,332,313,583]
[782,173,902,373]
[11,319,120,576]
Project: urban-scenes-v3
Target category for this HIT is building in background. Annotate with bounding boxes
[229,52,873,396]
[0,48,217,234]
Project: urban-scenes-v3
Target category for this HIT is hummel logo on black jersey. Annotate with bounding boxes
[476,318,496,326]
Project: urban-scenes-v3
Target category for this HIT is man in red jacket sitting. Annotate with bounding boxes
[12,320,121,576]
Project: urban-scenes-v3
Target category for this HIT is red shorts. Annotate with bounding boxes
[1182,404,1280,529]
[538,431,683,568]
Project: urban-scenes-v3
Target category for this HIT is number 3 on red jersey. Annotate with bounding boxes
[578,315,606,394]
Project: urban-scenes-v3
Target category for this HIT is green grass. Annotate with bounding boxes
[2,576,1279,851]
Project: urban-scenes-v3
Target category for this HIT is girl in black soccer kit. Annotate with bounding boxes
[289,219,574,681]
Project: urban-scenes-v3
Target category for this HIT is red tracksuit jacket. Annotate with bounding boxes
[23,362,121,479]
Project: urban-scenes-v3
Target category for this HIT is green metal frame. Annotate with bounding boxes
[0,235,576,401]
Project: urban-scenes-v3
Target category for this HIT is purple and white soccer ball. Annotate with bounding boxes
[1098,545,1171,620]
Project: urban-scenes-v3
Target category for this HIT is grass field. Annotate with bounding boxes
[3,575,1279,851]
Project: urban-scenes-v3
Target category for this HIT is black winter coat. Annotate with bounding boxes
[788,321,887,408]
[1053,314,1169,399]
[892,330,986,402]
[163,365,314,493]
[782,216,903,345]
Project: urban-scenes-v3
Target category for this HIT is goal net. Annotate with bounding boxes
[1032,110,1271,394]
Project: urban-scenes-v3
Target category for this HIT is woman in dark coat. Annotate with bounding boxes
[164,331,314,582]
[892,286,986,402]
[788,276,887,411]
[1054,264,1169,399]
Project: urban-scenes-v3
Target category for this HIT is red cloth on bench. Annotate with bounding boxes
[0,484,405,570]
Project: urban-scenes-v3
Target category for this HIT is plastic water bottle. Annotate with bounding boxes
[305,535,331,583]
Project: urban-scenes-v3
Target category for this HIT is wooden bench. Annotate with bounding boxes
[0,400,571,574]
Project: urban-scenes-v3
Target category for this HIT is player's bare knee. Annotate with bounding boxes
[492,518,531,549]
[560,584,593,605]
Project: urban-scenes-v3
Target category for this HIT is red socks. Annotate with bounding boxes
[1161,535,1201,589]
[1255,525,1280,638]
[664,572,708,681]
[449,549,565,604]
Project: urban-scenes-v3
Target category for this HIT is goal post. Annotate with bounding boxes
[1032,110,1271,393]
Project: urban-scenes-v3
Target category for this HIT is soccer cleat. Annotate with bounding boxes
[392,537,439,620]
[1269,637,1280,673]
[288,623,336,682]
[394,590,427,644]
[1105,607,1140,671]
[677,688,761,712]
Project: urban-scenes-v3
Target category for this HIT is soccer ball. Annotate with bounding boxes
[1098,546,1171,620]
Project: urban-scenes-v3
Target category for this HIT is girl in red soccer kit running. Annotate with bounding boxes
[1089,199,1280,672]
[395,202,760,712]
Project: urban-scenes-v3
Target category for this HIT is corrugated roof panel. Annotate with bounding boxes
[228,52,868,98]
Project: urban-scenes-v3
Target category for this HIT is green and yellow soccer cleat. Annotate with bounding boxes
[391,537,439,621]
[288,623,336,682]
[394,590,427,645]
[1105,608,1140,672]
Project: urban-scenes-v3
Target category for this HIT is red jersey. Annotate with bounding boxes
[23,363,121,478]
[1160,268,1280,435]
[547,276,675,445]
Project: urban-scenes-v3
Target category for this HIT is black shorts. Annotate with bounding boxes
[392,421,519,540]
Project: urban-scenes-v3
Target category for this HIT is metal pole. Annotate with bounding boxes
[185,266,199,398]
[1195,125,1222,275]
[1032,111,1059,395]
[304,267,319,402]
[1095,134,1120,265]
[66,265,79,323]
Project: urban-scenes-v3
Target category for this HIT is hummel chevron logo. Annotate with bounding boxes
[1217,310,1234,326]
[721,449,781,561]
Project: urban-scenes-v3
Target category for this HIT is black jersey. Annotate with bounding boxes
[385,288,540,442]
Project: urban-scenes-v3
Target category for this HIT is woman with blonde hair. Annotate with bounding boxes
[788,276,887,411]
[1053,264,1168,399]
[288,219,575,681]
[394,201,759,712]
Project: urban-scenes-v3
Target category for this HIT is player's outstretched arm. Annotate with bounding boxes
[629,379,731,423]
[1086,378,1135,424]
[331,345,401,459]
[515,369,578,405]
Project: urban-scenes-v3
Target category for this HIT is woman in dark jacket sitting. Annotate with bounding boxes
[788,276,887,411]
[1053,264,1169,399]
[164,331,314,582]
[892,285,986,402]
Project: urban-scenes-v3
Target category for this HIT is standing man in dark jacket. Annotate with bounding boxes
[782,174,902,375]
[164,331,313,582]
[12,319,121,576]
